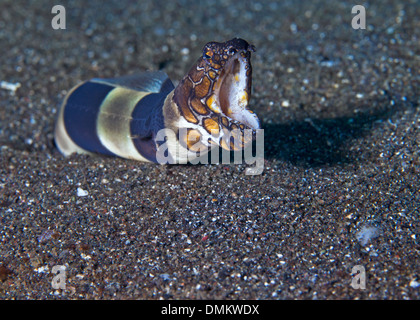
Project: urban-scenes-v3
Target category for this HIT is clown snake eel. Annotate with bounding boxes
[54,38,261,164]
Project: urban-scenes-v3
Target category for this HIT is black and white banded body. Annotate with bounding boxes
[54,38,260,164]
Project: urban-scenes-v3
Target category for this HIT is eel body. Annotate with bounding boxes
[54,38,261,164]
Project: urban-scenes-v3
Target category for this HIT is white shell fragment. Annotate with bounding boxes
[77,187,89,197]
[0,80,21,95]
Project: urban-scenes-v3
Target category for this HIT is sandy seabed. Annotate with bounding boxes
[0,0,419,300]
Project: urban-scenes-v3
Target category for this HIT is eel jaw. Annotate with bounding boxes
[209,51,260,130]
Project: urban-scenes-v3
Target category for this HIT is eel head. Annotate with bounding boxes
[172,38,260,152]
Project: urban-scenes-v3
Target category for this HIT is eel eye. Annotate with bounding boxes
[228,48,237,55]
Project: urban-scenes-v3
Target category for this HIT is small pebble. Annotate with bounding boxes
[77,187,88,197]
